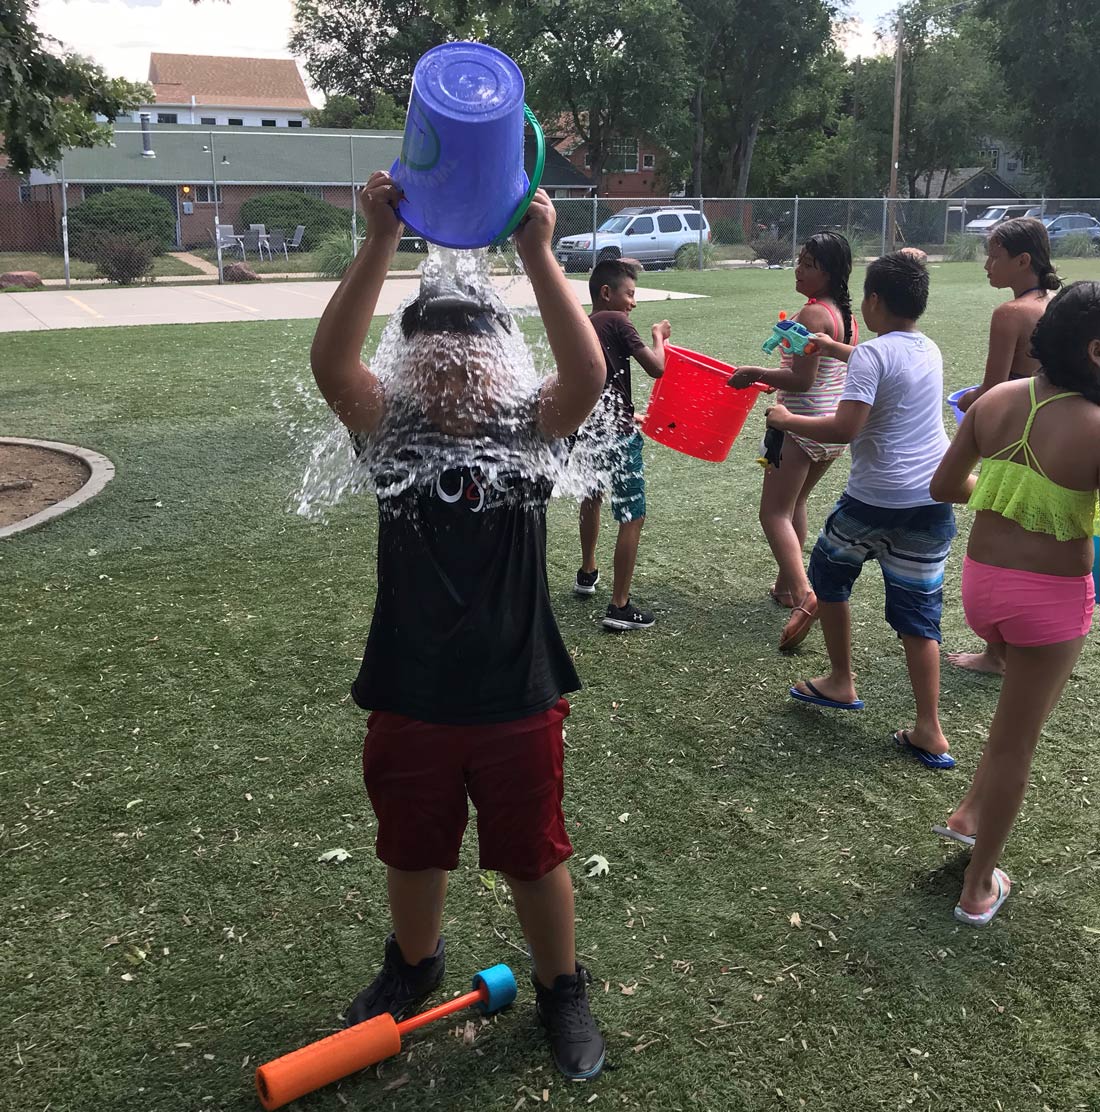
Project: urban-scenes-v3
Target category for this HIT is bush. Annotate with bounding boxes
[69,189,175,259]
[1053,233,1098,259]
[710,215,747,245]
[675,242,716,269]
[750,237,793,266]
[314,230,358,279]
[238,191,346,250]
[947,233,982,262]
[85,234,156,285]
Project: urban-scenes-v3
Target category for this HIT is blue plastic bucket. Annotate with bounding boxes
[947,385,977,426]
[391,43,541,250]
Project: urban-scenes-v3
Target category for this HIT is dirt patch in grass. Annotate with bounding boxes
[0,443,89,527]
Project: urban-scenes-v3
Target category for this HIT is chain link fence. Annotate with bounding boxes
[2,128,1098,287]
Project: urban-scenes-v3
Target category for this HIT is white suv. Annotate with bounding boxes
[555,206,711,271]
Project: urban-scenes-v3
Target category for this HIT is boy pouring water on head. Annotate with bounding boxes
[309,172,607,1078]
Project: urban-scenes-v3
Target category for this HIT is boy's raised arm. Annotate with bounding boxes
[516,191,606,439]
[310,172,403,437]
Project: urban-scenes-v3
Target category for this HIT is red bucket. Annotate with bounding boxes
[642,345,768,462]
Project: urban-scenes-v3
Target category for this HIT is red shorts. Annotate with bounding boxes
[362,698,573,882]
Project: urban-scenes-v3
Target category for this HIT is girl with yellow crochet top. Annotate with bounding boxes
[930,281,1100,927]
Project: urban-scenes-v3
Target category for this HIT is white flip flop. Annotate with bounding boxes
[932,823,976,848]
[953,867,1011,927]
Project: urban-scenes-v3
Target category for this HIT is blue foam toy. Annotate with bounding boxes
[472,963,517,1013]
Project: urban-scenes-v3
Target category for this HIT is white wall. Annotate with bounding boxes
[131,106,309,127]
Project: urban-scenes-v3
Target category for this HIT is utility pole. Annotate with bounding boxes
[887,10,903,250]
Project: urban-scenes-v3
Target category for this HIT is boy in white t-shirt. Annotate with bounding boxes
[765,252,957,771]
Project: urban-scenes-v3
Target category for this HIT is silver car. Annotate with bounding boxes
[1042,212,1100,243]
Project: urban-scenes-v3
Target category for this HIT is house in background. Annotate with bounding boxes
[549,116,673,197]
[130,53,314,128]
[1,123,592,253]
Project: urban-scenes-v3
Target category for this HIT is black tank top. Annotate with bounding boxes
[352,465,580,724]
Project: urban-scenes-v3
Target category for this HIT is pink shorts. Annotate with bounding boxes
[962,556,1095,647]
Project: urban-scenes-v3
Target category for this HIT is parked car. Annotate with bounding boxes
[963,204,1041,236]
[554,206,711,271]
[1042,212,1100,243]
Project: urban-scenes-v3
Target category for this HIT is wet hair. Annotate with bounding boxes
[989,217,1061,291]
[864,251,929,321]
[1030,280,1100,404]
[589,257,640,304]
[401,281,512,338]
[802,232,854,343]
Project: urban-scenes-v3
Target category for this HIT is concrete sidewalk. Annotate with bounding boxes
[1,276,702,333]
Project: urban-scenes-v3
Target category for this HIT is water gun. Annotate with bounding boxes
[756,427,783,470]
[762,313,818,357]
[255,964,516,1109]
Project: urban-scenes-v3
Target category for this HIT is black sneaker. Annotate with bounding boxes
[533,964,606,1080]
[343,933,445,1027]
[574,568,600,596]
[602,599,655,631]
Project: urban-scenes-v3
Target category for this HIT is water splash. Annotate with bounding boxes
[288,245,616,520]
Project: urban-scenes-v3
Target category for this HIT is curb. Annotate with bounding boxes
[0,438,116,539]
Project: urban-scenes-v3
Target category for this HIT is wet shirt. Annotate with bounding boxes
[352,464,580,725]
[586,311,647,439]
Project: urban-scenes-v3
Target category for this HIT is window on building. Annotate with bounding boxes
[607,138,639,173]
[583,151,591,167]
[657,214,683,232]
[978,147,1000,170]
[303,185,325,199]
[642,153,655,170]
[18,184,33,203]
[262,119,277,127]
[287,120,303,128]
[191,185,219,204]
[157,112,178,125]
[200,116,217,126]
[228,118,243,127]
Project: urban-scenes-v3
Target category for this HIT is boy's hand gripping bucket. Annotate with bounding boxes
[391,42,545,250]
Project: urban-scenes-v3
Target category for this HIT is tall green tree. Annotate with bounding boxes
[502,0,690,183]
[308,91,406,130]
[289,0,494,108]
[0,0,151,174]
[981,0,1100,195]
[695,0,837,196]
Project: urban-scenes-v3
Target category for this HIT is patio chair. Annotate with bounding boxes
[214,224,243,258]
[267,228,289,261]
[286,225,306,251]
[249,223,267,236]
[238,229,264,258]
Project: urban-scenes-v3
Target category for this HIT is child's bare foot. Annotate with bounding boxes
[947,647,1005,675]
[791,674,859,706]
[945,806,977,840]
[769,582,795,608]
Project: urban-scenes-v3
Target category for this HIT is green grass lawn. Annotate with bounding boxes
[0,250,203,281]
[3,261,1099,1112]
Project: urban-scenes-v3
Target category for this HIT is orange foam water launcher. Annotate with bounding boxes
[255,963,517,1110]
[641,344,770,463]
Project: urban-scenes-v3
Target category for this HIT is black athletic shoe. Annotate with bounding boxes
[343,933,445,1027]
[601,599,655,631]
[574,568,600,596]
[533,964,606,1080]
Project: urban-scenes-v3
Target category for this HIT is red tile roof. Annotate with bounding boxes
[148,53,313,111]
